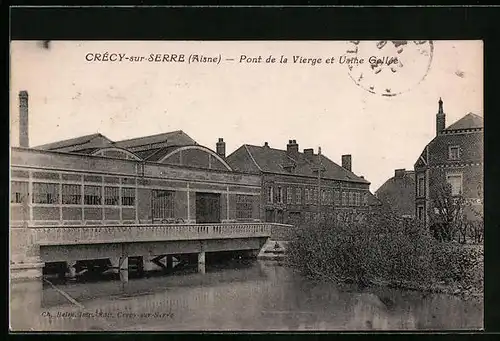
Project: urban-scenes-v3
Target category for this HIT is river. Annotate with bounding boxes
[10,260,483,331]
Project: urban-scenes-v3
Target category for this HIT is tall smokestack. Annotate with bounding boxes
[19,91,29,148]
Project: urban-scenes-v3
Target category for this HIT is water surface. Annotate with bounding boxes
[10,260,483,331]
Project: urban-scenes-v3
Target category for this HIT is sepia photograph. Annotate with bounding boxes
[9,39,483,331]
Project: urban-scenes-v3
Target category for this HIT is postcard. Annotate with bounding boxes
[9,39,483,331]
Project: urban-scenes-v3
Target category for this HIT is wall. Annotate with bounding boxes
[10,147,263,226]
[261,172,370,226]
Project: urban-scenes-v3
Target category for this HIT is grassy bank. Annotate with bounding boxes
[286,211,483,300]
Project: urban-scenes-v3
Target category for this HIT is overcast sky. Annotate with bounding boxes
[10,40,483,191]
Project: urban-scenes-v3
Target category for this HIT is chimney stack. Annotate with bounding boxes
[341,154,352,172]
[263,142,269,147]
[303,148,314,158]
[216,138,226,157]
[395,168,406,179]
[436,97,446,135]
[19,91,29,148]
[286,139,299,156]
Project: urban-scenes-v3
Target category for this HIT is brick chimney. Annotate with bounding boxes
[303,148,314,158]
[436,97,446,135]
[216,138,226,157]
[341,154,352,172]
[286,139,299,156]
[395,168,406,178]
[19,91,29,148]
[263,142,269,147]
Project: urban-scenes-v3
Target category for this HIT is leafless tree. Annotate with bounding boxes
[428,182,483,244]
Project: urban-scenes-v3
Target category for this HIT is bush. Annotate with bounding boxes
[287,210,483,291]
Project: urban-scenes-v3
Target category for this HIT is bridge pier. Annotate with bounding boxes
[67,261,77,279]
[119,256,128,271]
[142,256,155,272]
[166,255,173,270]
[198,252,206,274]
[119,269,129,283]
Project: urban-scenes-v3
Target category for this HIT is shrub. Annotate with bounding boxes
[287,209,483,291]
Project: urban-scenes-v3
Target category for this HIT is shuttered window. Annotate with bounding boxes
[62,184,81,204]
[84,185,101,205]
[33,182,59,204]
[11,181,28,204]
[121,187,135,206]
[104,186,120,205]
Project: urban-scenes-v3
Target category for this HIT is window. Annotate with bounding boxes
[417,205,425,221]
[33,182,59,204]
[267,186,274,203]
[448,145,460,160]
[354,192,360,206]
[313,188,318,204]
[153,190,174,219]
[417,173,425,197]
[287,187,293,204]
[62,184,81,204]
[321,190,327,205]
[104,186,120,205]
[349,192,355,206]
[296,188,302,204]
[84,185,101,205]
[342,191,347,206]
[305,188,310,204]
[363,192,368,206]
[236,194,253,219]
[11,181,28,204]
[446,174,463,196]
[121,187,135,206]
[277,187,284,203]
[334,190,340,206]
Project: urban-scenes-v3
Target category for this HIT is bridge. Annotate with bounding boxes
[10,222,292,280]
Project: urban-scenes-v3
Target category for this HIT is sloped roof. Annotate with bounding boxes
[143,146,182,162]
[229,144,369,184]
[444,113,483,131]
[114,130,196,150]
[367,192,383,206]
[375,170,415,216]
[34,133,113,151]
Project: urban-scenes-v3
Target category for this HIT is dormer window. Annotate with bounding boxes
[448,145,460,160]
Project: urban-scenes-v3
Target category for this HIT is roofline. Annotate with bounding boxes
[243,144,263,172]
[113,130,192,145]
[33,133,108,150]
[90,147,143,161]
[242,144,369,184]
[9,146,260,177]
[155,145,233,171]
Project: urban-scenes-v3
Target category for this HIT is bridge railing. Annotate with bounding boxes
[34,223,292,246]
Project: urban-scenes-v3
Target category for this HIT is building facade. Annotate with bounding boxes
[10,92,263,228]
[227,140,374,227]
[375,169,415,219]
[414,98,483,226]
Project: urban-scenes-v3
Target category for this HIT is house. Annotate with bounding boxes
[375,169,415,219]
[414,98,483,226]
[227,139,375,227]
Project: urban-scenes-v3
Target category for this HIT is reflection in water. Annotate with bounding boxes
[10,260,483,331]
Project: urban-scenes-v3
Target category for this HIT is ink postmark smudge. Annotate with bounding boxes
[344,41,434,97]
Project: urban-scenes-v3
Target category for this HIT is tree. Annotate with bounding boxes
[428,181,483,244]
